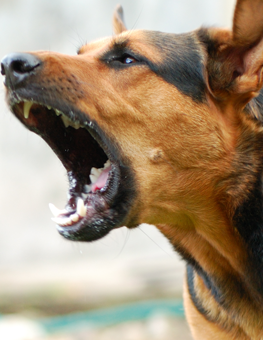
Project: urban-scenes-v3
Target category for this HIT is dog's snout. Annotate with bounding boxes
[1,53,41,88]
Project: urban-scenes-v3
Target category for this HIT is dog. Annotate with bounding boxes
[2,1,263,338]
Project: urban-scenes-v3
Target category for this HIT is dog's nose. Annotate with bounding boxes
[1,53,41,89]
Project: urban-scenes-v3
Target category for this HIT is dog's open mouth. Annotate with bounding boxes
[9,98,135,241]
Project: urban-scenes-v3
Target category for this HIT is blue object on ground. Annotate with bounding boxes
[40,299,184,333]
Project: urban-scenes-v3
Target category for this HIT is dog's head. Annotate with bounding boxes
[2,1,263,242]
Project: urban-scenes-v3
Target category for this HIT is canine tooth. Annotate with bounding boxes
[77,198,87,217]
[23,101,33,119]
[49,203,67,217]
[47,106,52,110]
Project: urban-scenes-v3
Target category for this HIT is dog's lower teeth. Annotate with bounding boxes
[49,198,86,226]
[91,167,103,177]
[84,184,91,193]
[89,161,111,185]
[49,203,67,217]
[90,173,98,184]
[104,160,111,168]
[82,193,89,200]
[70,213,79,222]
[51,213,81,226]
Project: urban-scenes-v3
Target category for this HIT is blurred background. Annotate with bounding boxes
[0,0,235,339]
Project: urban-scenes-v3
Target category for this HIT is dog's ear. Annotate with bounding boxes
[233,0,263,46]
[203,0,263,107]
[113,5,127,34]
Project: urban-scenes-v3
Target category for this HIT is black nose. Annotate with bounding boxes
[1,53,41,89]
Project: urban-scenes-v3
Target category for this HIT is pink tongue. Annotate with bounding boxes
[91,166,111,192]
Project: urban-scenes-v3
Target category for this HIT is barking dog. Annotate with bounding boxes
[2,1,263,338]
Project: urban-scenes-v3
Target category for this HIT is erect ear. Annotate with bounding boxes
[203,0,263,107]
[113,5,127,35]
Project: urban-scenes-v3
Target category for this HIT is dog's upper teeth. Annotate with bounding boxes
[61,115,71,128]
[23,101,34,119]
[55,109,62,116]
[73,122,80,129]
[60,115,80,129]
[21,102,82,130]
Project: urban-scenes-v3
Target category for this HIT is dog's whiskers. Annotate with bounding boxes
[138,225,173,258]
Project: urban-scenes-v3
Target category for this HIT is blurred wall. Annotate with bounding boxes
[0,0,235,297]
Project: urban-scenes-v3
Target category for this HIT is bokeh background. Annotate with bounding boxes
[0,0,235,339]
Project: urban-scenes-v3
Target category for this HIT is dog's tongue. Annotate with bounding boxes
[91,166,111,192]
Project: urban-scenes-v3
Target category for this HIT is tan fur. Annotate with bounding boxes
[3,1,263,339]
[112,4,127,34]
[23,33,263,337]
[183,282,249,340]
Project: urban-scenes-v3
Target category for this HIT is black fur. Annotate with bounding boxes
[101,32,206,103]
[176,245,225,311]
[186,264,212,321]
[233,171,263,299]
[144,31,206,103]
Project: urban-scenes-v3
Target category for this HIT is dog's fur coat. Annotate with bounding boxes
[2,1,263,338]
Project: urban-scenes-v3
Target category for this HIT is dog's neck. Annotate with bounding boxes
[157,114,263,337]
[233,172,263,294]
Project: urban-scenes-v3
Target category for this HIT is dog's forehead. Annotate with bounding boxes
[80,29,198,60]
[78,30,157,57]
[79,29,206,103]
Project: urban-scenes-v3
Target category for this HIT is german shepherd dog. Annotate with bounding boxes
[2,0,263,338]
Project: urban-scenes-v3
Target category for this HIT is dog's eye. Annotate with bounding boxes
[110,54,138,65]
[121,55,137,64]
